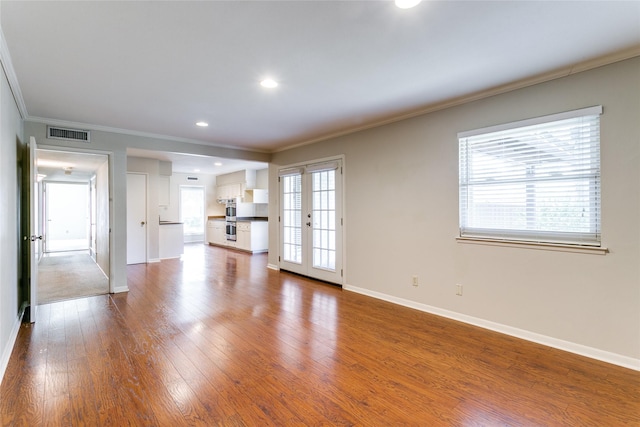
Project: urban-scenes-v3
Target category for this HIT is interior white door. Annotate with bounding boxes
[126,173,147,264]
[279,160,343,284]
[29,136,40,322]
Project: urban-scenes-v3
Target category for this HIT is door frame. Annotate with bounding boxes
[277,155,346,285]
[33,144,114,296]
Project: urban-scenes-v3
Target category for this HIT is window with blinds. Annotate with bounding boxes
[458,106,602,246]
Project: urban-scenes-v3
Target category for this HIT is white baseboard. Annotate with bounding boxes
[96,263,108,278]
[267,263,279,271]
[0,314,23,387]
[112,286,129,294]
[344,284,640,371]
[147,258,161,263]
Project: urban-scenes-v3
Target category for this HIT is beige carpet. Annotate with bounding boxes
[38,252,109,304]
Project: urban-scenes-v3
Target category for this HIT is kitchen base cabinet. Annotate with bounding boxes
[237,222,251,251]
[207,219,267,253]
[207,220,226,245]
[236,221,268,253]
[159,223,184,259]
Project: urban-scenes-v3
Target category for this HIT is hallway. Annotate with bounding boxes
[38,251,109,304]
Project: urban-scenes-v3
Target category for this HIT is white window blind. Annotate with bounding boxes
[458,106,602,246]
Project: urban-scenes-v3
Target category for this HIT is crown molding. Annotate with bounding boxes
[274,45,640,153]
[25,116,271,156]
[0,25,28,119]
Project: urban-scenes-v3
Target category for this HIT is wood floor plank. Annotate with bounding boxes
[2,243,639,426]
[67,356,99,426]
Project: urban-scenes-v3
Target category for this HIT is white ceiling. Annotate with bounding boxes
[126,148,267,175]
[36,149,108,182]
[2,1,640,168]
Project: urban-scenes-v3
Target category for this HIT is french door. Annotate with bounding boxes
[279,159,343,284]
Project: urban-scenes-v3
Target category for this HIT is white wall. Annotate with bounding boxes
[0,61,23,382]
[256,168,268,189]
[269,57,640,368]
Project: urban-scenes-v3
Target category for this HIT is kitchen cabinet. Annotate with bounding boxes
[236,221,268,253]
[217,169,256,188]
[159,222,184,259]
[216,169,262,201]
[236,222,251,251]
[207,219,267,253]
[216,183,244,200]
[244,189,268,203]
[207,219,226,245]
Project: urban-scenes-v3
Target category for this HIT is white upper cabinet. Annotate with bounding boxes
[216,183,244,200]
[244,189,268,203]
[216,169,268,201]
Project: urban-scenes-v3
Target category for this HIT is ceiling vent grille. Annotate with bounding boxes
[47,126,91,143]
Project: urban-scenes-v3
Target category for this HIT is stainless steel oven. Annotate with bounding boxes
[225,200,237,222]
[225,220,237,241]
[225,200,237,241]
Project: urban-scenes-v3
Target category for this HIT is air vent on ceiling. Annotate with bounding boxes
[47,126,91,143]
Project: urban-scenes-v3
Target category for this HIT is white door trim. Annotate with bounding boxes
[278,155,345,285]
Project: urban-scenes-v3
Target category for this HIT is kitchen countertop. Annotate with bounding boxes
[207,216,268,222]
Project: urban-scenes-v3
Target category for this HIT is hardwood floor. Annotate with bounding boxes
[1,243,639,426]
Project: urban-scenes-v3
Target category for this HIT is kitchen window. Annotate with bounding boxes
[458,106,602,247]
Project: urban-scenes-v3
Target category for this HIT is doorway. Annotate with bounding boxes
[279,158,343,284]
[44,182,90,252]
[180,185,205,243]
[35,148,111,304]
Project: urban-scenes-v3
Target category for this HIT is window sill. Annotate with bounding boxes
[456,237,608,255]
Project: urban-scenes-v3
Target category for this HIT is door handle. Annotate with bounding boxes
[140,221,146,226]
[29,235,43,242]
[306,222,311,227]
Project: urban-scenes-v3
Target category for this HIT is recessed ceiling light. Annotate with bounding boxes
[214,162,222,166]
[260,78,278,89]
[196,121,209,127]
[395,0,421,9]
[194,169,200,172]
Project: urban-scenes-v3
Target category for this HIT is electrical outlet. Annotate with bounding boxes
[456,284,463,296]
[412,275,419,287]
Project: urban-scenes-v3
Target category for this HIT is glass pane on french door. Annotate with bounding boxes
[282,174,302,264]
[312,170,336,271]
[279,160,342,284]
